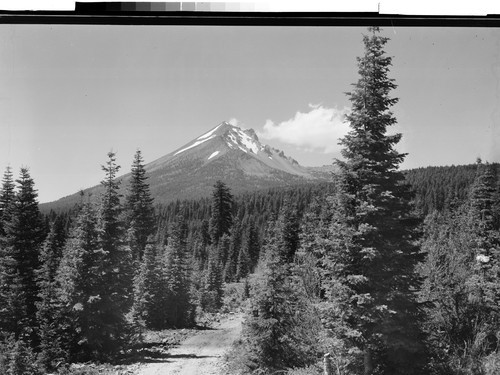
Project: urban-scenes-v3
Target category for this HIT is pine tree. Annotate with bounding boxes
[164,215,195,327]
[56,201,100,360]
[201,258,224,312]
[209,180,234,245]
[132,243,166,329]
[57,152,133,360]
[124,149,156,263]
[331,27,426,374]
[0,168,45,344]
[0,167,21,336]
[243,207,320,372]
[36,219,67,369]
[93,151,133,356]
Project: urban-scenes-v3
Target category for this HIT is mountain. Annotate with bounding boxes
[41,122,335,212]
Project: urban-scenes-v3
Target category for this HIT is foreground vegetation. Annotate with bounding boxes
[1,27,500,375]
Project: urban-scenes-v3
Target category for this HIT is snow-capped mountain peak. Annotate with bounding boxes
[173,121,264,156]
[147,121,319,184]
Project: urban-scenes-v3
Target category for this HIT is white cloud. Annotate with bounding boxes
[257,104,350,153]
[228,118,243,127]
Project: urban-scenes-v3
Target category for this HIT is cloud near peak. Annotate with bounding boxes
[257,105,350,153]
[228,118,241,127]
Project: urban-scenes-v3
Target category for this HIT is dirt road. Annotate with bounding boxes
[136,314,243,375]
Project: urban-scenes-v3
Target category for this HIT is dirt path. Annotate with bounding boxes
[136,314,243,375]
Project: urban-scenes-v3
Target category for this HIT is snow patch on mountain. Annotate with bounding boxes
[228,133,240,149]
[224,127,261,154]
[174,135,215,156]
[227,133,248,153]
[235,129,260,154]
[208,151,220,160]
[197,123,223,141]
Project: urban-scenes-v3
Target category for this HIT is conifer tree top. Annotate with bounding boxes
[339,27,405,178]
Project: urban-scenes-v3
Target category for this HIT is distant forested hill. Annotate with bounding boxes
[404,162,500,215]
[43,162,499,223]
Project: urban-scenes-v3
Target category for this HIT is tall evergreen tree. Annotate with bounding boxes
[58,153,133,360]
[164,214,195,327]
[124,149,156,262]
[209,180,233,245]
[331,27,426,374]
[0,166,20,336]
[0,168,45,344]
[94,151,133,356]
[36,219,67,369]
[56,202,100,360]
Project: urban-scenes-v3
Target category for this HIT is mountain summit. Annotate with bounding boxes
[148,121,311,178]
[42,122,334,211]
[144,121,327,202]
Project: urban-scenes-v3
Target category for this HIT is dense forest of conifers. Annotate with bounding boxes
[2,27,500,375]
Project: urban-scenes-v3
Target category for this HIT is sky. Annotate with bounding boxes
[0,23,499,202]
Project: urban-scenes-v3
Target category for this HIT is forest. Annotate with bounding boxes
[1,27,500,375]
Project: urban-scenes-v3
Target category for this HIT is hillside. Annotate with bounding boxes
[404,162,500,215]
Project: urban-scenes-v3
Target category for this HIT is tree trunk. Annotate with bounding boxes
[364,347,373,375]
[323,353,332,375]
